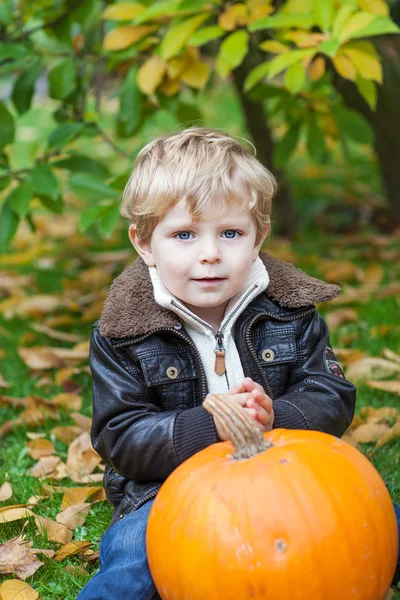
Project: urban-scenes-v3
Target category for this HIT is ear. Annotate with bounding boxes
[252,222,271,261]
[128,225,156,267]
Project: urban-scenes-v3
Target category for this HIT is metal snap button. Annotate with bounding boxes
[166,366,178,379]
[261,349,275,362]
[174,323,182,330]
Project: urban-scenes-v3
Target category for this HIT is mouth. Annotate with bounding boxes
[194,277,225,281]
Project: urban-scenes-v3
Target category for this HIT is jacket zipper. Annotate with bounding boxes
[171,283,260,376]
[245,308,315,400]
[114,327,208,401]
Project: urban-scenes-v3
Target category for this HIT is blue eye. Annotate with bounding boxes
[222,230,240,239]
[175,231,193,240]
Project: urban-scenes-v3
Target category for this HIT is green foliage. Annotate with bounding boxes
[0,0,398,249]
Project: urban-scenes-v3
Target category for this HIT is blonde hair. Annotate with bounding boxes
[121,126,277,246]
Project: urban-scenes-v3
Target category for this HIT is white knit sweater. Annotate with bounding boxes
[148,258,269,393]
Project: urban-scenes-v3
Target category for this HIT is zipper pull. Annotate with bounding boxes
[214,330,226,376]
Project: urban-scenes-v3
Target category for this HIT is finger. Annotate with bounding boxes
[231,392,254,407]
[242,377,265,395]
[243,408,264,430]
[251,389,273,412]
[227,384,245,396]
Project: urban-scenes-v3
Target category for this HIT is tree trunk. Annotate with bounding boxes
[231,52,296,237]
[335,36,400,227]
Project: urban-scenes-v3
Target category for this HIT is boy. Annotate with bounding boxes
[78,127,399,599]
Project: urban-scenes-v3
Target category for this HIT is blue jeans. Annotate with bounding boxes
[77,501,400,600]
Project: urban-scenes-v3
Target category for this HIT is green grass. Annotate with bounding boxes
[1,82,400,597]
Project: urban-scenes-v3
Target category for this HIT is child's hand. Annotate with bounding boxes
[228,377,274,433]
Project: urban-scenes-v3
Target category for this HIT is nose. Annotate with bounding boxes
[198,237,221,263]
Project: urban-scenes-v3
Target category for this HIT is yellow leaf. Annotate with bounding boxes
[332,54,357,80]
[358,0,389,16]
[341,43,383,83]
[366,380,400,395]
[351,422,390,443]
[259,40,290,54]
[309,55,326,80]
[339,11,376,42]
[53,541,92,562]
[0,507,35,523]
[345,358,400,383]
[101,2,146,20]
[160,14,208,60]
[137,55,167,94]
[180,60,210,89]
[103,25,156,51]
[159,76,182,96]
[26,438,55,460]
[326,308,358,330]
[218,3,248,30]
[375,422,400,449]
[0,580,39,600]
[283,30,325,48]
[360,406,398,422]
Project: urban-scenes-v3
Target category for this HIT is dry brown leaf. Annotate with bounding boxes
[51,425,83,445]
[81,548,100,562]
[341,432,359,448]
[66,431,102,482]
[71,412,92,431]
[332,348,367,365]
[351,423,390,443]
[347,414,364,431]
[360,406,398,422]
[0,481,12,501]
[0,504,32,513]
[61,487,101,509]
[330,286,371,305]
[35,515,73,544]
[377,282,400,300]
[91,488,106,503]
[375,422,400,449]
[72,473,104,483]
[26,439,55,460]
[358,264,384,286]
[54,540,92,562]
[0,579,39,599]
[0,294,64,319]
[30,322,83,343]
[26,432,46,440]
[0,534,44,580]
[30,456,61,478]
[326,308,358,330]
[64,564,89,575]
[56,503,91,530]
[52,392,82,411]
[345,358,400,383]
[366,380,400,395]
[0,394,27,408]
[18,347,66,370]
[320,260,358,283]
[0,371,10,388]
[0,507,35,523]
[383,348,400,365]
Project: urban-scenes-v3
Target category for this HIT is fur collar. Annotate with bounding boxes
[99,252,340,339]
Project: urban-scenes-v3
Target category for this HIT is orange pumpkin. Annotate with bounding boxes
[146,394,398,600]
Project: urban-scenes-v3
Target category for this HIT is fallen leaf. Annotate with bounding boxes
[358,264,384,286]
[326,308,358,330]
[54,540,91,562]
[26,439,55,460]
[351,423,390,443]
[375,422,400,449]
[0,507,35,523]
[30,456,61,478]
[0,534,44,580]
[341,432,359,448]
[360,406,398,423]
[30,322,83,343]
[64,564,89,575]
[71,412,92,431]
[320,260,358,283]
[52,392,82,411]
[366,380,400,395]
[61,487,101,509]
[0,579,39,599]
[0,371,10,387]
[332,348,367,364]
[383,348,400,365]
[66,432,102,482]
[51,425,83,445]
[35,515,73,544]
[345,358,400,383]
[56,503,91,530]
[0,481,12,501]
[18,347,66,370]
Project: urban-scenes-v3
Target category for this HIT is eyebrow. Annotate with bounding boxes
[164,220,250,231]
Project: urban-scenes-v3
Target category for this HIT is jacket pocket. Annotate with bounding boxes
[138,349,197,386]
[253,334,297,398]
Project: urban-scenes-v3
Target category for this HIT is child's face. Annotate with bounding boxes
[131,199,267,325]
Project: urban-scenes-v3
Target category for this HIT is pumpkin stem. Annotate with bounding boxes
[203,393,273,459]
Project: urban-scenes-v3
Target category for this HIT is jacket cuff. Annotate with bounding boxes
[273,399,310,430]
[174,406,219,464]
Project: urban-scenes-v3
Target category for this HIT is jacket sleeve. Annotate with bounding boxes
[89,326,218,483]
[272,309,356,436]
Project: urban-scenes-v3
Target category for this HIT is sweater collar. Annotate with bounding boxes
[149,256,270,336]
[99,251,340,339]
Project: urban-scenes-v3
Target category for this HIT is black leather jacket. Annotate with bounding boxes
[90,255,356,525]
